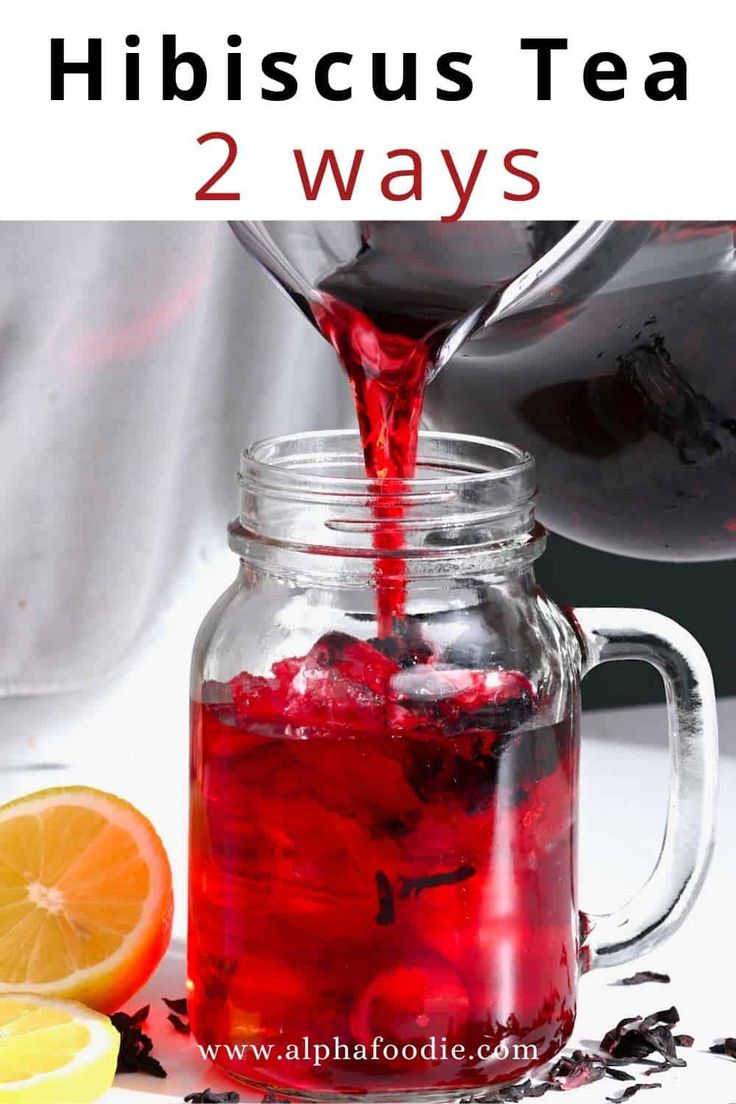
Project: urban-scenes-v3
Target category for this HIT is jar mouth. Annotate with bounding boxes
[242,430,535,498]
[232,431,544,575]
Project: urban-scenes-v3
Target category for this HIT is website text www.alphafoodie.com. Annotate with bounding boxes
[197,1036,540,1068]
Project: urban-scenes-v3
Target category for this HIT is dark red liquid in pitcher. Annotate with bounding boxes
[189,633,578,1095]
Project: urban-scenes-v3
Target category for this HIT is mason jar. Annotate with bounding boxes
[188,430,717,1102]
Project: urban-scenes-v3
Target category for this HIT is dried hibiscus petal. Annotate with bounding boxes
[374,869,395,925]
[606,1068,637,1082]
[370,625,433,668]
[601,1007,688,1067]
[606,1086,662,1102]
[398,863,476,899]
[184,1091,241,1103]
[168,1012,190,1034]
[613,972,671,987]
[111,1006,167,1079]
[548,1049,607,1088]
[710,1037,736,1058]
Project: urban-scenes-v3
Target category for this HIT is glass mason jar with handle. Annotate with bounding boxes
[188,430,717,1102]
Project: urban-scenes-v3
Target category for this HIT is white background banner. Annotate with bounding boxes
[0,0,729,218]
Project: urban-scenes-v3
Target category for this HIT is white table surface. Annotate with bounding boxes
[2,613,733,1103]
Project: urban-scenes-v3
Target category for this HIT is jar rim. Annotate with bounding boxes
[232,430,543,574]
[241,429,534,497]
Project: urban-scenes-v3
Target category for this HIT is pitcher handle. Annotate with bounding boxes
[570,607,718,970]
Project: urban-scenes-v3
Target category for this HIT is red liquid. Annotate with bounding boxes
[189,633,579,1097]
[314,295,440,482]
[313,294,447,635]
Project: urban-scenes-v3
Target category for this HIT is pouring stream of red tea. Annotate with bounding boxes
[313,293,456,636]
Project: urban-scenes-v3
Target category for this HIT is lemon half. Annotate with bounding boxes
[0,994,119,1103]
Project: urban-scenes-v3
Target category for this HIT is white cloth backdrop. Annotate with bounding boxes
[0,222,349,699]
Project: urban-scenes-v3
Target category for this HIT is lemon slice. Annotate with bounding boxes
[0,994,119,1103]
[0,787,173,1012]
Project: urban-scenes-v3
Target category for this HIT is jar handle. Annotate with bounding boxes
[570,607,718,971]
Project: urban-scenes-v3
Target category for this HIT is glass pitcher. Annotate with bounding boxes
[230,220,736,561]
[188,430,717,1101]
[427,222,736,561]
